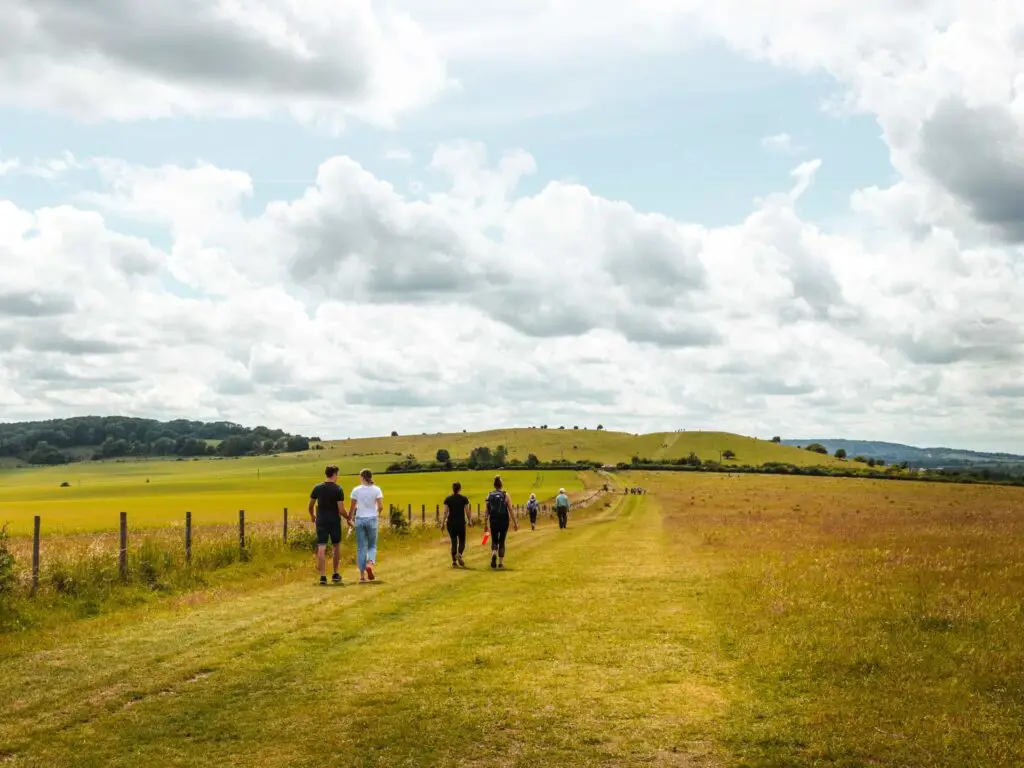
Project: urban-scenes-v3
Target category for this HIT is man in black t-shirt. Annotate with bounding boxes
[308,465,348,585]
[441,481,472,568]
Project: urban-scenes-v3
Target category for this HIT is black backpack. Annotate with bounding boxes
[486,490,508,517]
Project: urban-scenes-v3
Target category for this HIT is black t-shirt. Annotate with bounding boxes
[445,494,470,528]
[311,482,344,525]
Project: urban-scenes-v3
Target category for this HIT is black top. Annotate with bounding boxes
[486,489,510,520]
[445,494,470,528]
[310,481,344,524]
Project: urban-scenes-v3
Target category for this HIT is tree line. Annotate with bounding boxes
[385,445,604,473]
[0,416,315,465]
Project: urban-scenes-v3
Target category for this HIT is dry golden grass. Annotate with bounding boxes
[638,471,1024,766]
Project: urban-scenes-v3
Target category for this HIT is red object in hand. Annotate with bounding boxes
[481,531,489,546]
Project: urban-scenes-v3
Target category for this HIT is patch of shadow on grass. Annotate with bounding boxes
[918,616,955,632]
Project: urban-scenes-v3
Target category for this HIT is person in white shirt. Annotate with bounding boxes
[348,468,384,582]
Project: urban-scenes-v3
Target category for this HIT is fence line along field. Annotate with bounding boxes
[0,448,588,534]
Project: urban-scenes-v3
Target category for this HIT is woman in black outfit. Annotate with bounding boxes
[441,481,472,568]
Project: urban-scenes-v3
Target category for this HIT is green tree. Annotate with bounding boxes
[435,448,450,463]
[28,441,68,465]
[722,449,736,460]
[771,436,781,443]
[597,424,604,430]
[834,448,847,459]
[526,453,540,468]
[285,436,310,452]
[468,446,493,469]
[805,443,829,455]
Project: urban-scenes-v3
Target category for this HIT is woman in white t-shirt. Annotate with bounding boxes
[348,468,384,582]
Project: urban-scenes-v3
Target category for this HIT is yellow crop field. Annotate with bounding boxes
[0,446,587,534]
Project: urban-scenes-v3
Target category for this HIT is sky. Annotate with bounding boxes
[1,0,1023,452]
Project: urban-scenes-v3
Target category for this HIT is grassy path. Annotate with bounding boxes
[0,494,726,767]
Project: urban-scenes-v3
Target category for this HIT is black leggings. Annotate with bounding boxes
[447,525,466,561]
[490,517,510,557]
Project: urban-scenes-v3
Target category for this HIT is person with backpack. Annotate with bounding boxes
[526,492,540,530]
[484,475,518,569]
[555,487,571,529]
[441,481,472,568]
[348,468,384,582]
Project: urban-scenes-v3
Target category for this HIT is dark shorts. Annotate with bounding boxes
[316,519,342,546]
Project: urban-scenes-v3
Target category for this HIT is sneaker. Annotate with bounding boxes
[497,563,505,570]
[490,554,497,569]
[366,564,375,581]
[319,576,328,586]
[451,561,459,569]
[456,555,465,567]
[332,573,342,584]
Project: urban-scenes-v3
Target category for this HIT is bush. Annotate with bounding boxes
[288,526,319,552]
[389,506,410,534]
[805,443,829,455]
[0,525,15,595]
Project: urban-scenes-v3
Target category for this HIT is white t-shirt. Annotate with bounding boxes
[351,483,383,519]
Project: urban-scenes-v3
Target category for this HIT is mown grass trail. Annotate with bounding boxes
[0,494,724,767]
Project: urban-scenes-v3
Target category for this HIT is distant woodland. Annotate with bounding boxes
[0,416,315,465]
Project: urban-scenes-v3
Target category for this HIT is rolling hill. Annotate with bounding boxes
[323,428,849,468]
[782,439,1024,469]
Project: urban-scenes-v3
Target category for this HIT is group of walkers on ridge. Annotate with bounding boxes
[308,466,575,583]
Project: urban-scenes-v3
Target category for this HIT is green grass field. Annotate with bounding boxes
[2,472,1021,766]
[0,449,587,534]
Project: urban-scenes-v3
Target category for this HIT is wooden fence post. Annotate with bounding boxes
[185,511,192,564]
[119,511,128,581]
[239,509,245,552]
[31,515,40,596]
[283,507,288,542]
[421,504,425,525]
[407,504,412,524]
[435,504,440,525]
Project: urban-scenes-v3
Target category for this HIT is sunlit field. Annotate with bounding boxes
[0,448,586,534]
[2,467,1020,766]
[640,470,1024,765]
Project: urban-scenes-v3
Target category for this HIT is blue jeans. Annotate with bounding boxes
[355,517,378,572]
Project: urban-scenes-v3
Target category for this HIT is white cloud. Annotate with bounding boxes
[2,140,1023,450]
[384,148,414,162]
[0,0,448,126]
